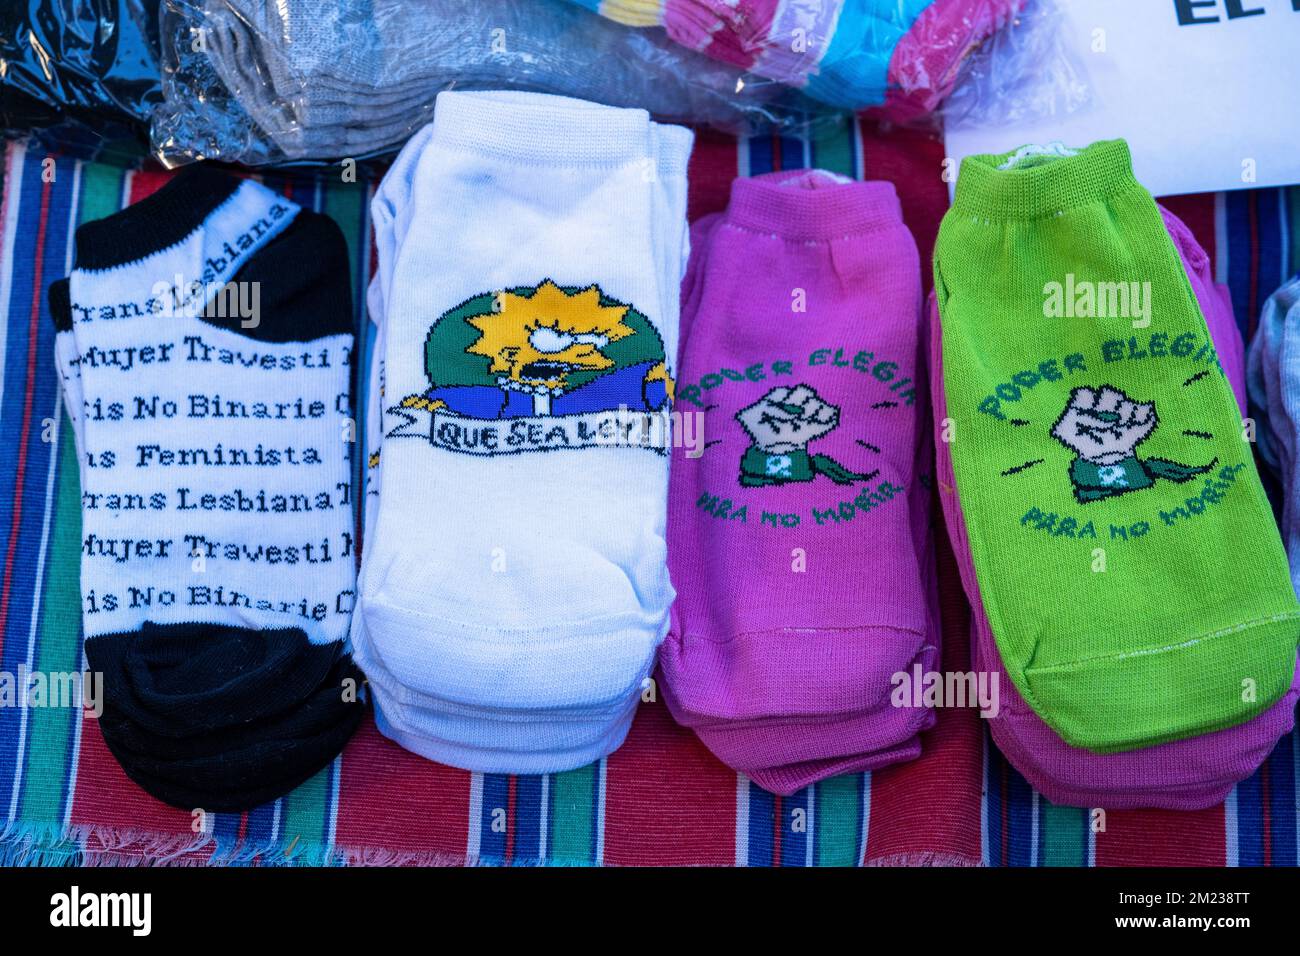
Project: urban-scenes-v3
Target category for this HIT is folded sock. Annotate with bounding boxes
[744,734,924,795]
[660,169,935,789]
[355,92,691,772]
[51,165,363,809]
[351,123,662,772]
[934,139,1299,753]
[935,241,1300,809]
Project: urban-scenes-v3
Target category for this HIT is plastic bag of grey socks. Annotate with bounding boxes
[151,0,832,166]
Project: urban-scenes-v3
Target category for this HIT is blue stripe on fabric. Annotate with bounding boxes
[746,782,775,866]
[478,773,510,860]
[1266,732,1296,867]
[780,786,810,867]
[0,155,75,800]
[1235,762,1265,866]
[512,774,544,862]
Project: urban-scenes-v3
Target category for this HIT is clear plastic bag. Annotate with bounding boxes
[1,0,163,162]
[558,0,1031,119]
[151,0,837,166]
[940,0,1091,130]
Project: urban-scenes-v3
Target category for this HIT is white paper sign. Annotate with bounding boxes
[945,0,1300,198]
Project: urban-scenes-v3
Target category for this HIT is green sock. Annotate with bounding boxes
[935,139,1299,753]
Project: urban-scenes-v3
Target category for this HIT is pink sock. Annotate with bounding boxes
[662,170,935,793]
[663,0,781,70]
[932,206,1299,810]
[873,0,1025,124]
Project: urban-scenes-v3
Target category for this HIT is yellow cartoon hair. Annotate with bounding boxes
[465,280,635,372]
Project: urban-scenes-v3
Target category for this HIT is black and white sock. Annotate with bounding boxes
[49,165,363,811]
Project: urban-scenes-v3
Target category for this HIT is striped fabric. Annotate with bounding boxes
[0,127,1296,867]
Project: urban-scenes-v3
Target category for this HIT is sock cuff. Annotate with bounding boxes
[74,164,246,271]
[430,90,653,166]
[723,170,903,240]
[653,123,696,179]
[950,139,1143,221]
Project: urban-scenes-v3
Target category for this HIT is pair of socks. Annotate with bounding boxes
[934,139,1300,756]
[659,170,937,796]
[1247,274,1300,593]
[197,0,752,160]
[934,204,1299,809]
[48,166,364,811]
[354,91,692,774]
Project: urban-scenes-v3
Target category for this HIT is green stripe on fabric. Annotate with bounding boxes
[547,764,597,864]
[78,163,127,225]
[17,161,125,831]
[18,416,84,825]
[320,179,367,329]
[814,774,862,866]
[811,116,855,179]
[1040,802,1087,866]
[278,765,337,864]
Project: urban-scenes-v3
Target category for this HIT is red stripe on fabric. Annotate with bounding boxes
[0,176,53,658]
[857,120,947,299]
[332,717,473,863]
[603,702,737,865]
[127,169,174,204]
[1159,193,1216,264]
[686,128,742,223]
[69,711,197,834]
[866,509,984,866]
[1094,806,1228,866]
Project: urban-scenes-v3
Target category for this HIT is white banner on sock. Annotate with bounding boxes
[385,404,671,456]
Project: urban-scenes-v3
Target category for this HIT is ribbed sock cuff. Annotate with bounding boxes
[724,170,903,240]
[74,165,244,271]
[430,90,654,166]
[951,139,1144,221]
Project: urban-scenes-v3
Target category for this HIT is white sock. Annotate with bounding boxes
[356,92,691,771]
[64,177,356,645]
[357,113,695,754]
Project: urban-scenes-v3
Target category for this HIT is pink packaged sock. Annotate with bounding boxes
[661,170,936,792]
[663,0,781,71]
[874,0,1025,124]
[932,206,1300,810]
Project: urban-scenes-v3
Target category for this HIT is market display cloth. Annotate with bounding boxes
[0,124,1296,866]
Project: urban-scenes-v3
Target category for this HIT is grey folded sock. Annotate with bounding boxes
[197,0,772,159]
